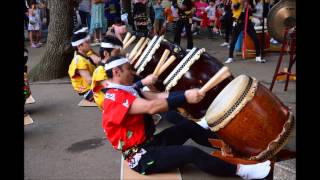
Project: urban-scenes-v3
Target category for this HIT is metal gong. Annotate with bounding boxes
[267,0,296,42]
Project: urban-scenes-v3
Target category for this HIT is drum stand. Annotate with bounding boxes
[269,27,296,91]
[208,138,296,165]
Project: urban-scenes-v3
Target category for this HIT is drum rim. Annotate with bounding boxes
[163,48,205,91]
[206,75,258,132]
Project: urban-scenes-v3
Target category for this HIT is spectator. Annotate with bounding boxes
[205,0,218,38]
[220,3,233,47]
[225,0,266,63]
[252,0,263,26]
[90,0,107,45]
[133,0,149,37]
[108,17,128,41]
[173,0,194,50]
[164,1,179,33]
[28,0,42,48]
[105,0,121,28]
[79,0,91,29]
[193,0,208,35]
[25,0,30,30]
[153,0,166,36]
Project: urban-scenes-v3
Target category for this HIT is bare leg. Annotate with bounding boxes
[37,30,42,44]
[36,31,40,44]
[97,28,101,41]
[29,31,34,45]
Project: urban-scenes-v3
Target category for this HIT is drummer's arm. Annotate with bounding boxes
[141,91,169,100]
[129,89,204,115]
[128,98,168,115]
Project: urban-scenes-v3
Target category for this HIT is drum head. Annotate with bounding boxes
[205,75,253,130]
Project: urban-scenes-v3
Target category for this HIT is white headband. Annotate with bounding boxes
[74,27,88,34]
[104,58,129,71]
[101,42,122,49]
[71,35,90,47]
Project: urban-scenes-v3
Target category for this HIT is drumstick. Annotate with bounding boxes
[130,38,150,64]
[123,36,136,50]
[153,49,170,76]
[122,32,131,45]
[199,66,231,95]
[129,37,145,60]
[157,55,176,76]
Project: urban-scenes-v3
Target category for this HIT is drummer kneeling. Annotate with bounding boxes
[102,56,271,179]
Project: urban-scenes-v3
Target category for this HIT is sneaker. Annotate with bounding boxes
[220,42,229,47]
[256,56,266,63]
[31,43,39,48]
[225,58,234,64]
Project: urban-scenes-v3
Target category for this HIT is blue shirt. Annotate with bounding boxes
[153,4,164,20]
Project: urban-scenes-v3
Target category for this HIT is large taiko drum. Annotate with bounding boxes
[133,36,233,119]
[205,74,294,160]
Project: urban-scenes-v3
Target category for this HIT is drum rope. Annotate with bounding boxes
[134,36,159,70]
[164,48,206,91]
[250,113,294,161]
[136,36,164,75]
[164,48,199,87]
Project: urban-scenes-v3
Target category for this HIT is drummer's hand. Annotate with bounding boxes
[185,88,205,104]
[142,74,158,86]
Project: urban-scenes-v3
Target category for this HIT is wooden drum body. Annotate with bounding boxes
[160,51,233,119]
[205,75,294,161]
[134,38,233,119]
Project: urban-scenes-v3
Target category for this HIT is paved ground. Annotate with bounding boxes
[24,31,296,180]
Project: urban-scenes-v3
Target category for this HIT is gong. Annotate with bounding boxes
[267,0,296,42]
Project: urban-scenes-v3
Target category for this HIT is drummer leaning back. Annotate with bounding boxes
[101,56,271,179]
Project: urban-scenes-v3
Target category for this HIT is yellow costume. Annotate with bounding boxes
[68,53,96,94]
[232,0,243,19]
[91,65,108,110]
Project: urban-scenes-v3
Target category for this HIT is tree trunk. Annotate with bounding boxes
[29,0,75,82]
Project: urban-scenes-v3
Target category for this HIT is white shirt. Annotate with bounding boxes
[205,5,216,18]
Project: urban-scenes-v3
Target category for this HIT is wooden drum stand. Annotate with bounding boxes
[270,27,296,91]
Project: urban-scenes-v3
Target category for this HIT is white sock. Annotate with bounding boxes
[256,56,261,61]
[236,160,271,180]
[197,117,210,130]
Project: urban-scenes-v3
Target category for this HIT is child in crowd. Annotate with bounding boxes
[153,0,166,35]
[107,17,128,41]
[90,0,107,45]
[164,2,179,32]
[193,0,208,35]
[28,0,42,48]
